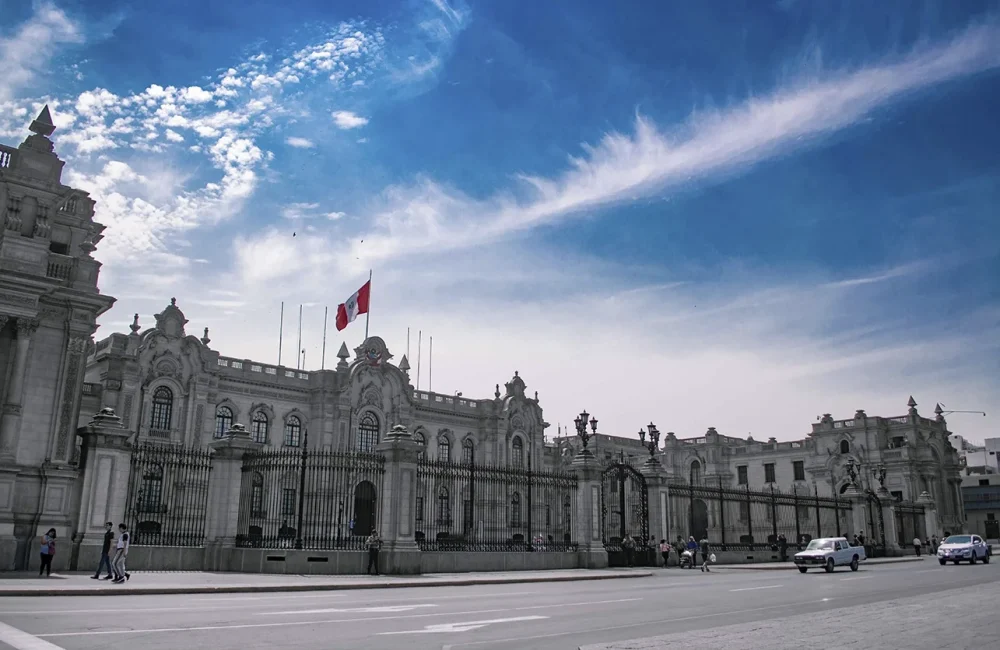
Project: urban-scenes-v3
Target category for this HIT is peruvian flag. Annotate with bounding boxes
[335,280,371,331]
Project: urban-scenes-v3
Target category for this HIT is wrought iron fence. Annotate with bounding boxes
[123,442,214,546]
[415,457,577,552]
[666,478,853,551]
[235,438,385,550]
[894,501,926,546]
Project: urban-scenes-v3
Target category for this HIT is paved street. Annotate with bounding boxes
[0,560,997,650]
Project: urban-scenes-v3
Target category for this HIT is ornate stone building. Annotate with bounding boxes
[0,108,116,568]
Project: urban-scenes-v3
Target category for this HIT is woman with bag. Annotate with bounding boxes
[39,528,57,577]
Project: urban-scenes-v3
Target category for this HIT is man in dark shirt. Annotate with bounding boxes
[91,522,114,580]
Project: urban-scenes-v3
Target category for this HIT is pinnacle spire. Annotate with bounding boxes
[399,354,410,372]
[336,342,350,359]
[29,105,56,137]
[907,395,917,408]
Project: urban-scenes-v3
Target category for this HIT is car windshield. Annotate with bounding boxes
[944,535,972,545]
[806,540,835,550]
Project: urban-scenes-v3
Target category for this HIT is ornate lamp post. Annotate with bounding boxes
[871,463,888,494]
[574,410,598,456]
[638,422,660,462]
[845,457,859,488]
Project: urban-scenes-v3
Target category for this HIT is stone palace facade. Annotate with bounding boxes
[0,109,965,570]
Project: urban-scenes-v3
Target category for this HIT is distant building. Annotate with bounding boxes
[961,474,1000,542]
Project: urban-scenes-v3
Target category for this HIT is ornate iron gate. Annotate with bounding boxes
[601,456,649,566]
[865,491,887,557]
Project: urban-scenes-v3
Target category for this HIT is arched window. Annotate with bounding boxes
[510,491,521,527]
[250,472,264,517]
[215,406,234,438]
[462,438,474,465]
[357,413,380,452]
[150,386,173,432]
[251,411,269,444]
[436,486,450,525]
[840,440,850,454]
[438,436,451,462]
[414,431,426,459]
[140,463,163,513]
[690,460,702,485]
[512,437,524,468]
[284,416,302,447]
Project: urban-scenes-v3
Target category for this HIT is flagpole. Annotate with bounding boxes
[365,269,372,339]
[321,306,328,369]
[278,302,284,366]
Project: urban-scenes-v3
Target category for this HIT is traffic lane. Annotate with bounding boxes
[15,563,997,650]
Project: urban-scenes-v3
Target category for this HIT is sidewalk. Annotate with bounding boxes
[714,556,926,570]
[0,568,652,597]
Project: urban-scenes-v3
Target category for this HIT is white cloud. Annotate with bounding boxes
[0,3,82,102]
[281,202,321,220]
[285,136,315,148]
[325,211,346,220]
[332,110,369,129]
[180,86,213,103]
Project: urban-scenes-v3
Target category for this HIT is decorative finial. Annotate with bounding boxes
[935,403,943,414]
[514,370,519,377]
[129,313,140,334]
[534,390,538,401]
[399,354,410,372]
[29,105,56,137]
[495,384,500,399]
[336,342,350,360]
[201,327,211,346]
[907,395,917,408]
[170,297,177,306]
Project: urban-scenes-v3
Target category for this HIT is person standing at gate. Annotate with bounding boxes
[686,536,698,568]
[39,528,56,577]
[621,534,636,567]
[913,536,923,556]
[659,539,671,568]
[91,522,114,580]
[365,529,382,575]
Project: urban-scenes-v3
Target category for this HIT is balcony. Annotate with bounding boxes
[45,253,74,281]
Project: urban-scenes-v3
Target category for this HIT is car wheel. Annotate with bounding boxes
[939,559,947,565]
[970,553,977,565]
[824,558,835,573]
[798,567,808,574]
[983,553,990,564]
[850,556,859,572]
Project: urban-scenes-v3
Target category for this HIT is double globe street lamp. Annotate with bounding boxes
[574,410,598,455]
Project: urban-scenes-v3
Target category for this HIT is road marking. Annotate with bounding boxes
[839,576,871,581]
[192,594,350,601]
[379,616,548,635]
[729,584,783,592]
[0,621,66,649]
[37,598,640,638]
[266,604,437,615]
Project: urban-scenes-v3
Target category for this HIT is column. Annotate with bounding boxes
[641,459,667,565]
[571,450,608,569]
[917,491,939,541]
[0,317,38,459]
[842,484,867,541]
[203,424,261,570]
[879,488,900,553]
[374,424,422,574]
[72,408,133,572]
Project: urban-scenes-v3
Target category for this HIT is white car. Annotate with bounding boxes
[794,537,866,573]
[937,534,991,565]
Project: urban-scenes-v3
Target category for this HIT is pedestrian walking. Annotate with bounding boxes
[622,535,636,567]
[931,535,939,553]
[39,528,56,577]
[686,536,698,568]
[111,523,130,583]
[659,539,671,568]
[91,522,115,580]
[365,529,382,575]
[699,537,712,572]
[913,536,923,556]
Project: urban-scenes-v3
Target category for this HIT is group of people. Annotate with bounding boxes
[911,535,941,556]
[39,522,131,582]
[656,536,714,571]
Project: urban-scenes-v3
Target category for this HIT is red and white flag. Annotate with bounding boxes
[335,280,371,331]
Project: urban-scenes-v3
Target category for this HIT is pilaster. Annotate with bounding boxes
[204,424,261,568]
[571,450,608,569]
[0,317,38,461]
[917,491,939,540]
[641,459,668,547]
[374,424,422,574]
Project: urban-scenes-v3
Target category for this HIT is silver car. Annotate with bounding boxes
[937,534,991,565]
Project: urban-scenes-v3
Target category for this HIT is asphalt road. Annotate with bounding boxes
[1,561,997,650]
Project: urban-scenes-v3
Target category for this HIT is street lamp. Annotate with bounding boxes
[638,422,660,460]
[574,410,598,454]
[871,463,887,490]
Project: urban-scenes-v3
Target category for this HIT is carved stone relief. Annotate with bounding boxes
[56,352,82,460]
[122,394,133,429]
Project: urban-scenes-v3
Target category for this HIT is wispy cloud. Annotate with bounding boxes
[0,3,82,102]
[324,23,1000,274]
[331,110,369,129]
[285,136,315,148]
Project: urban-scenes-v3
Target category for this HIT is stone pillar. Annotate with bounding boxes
[374,424,422,574]
[71,408,133,572]
[641,460,667,565]
[203,424,261,570]
[0,317,38,460]
[878,488,900,553]
[843,484,868,541]
[917,491,939,541]
[571,450,608,569]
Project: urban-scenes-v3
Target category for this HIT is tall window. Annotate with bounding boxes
[689,460,702,485]
[415,496,424,522]
[414,432,426,459]
[438,436,451,462]
[737,465,748,485]
[251,411,269,444]
[284,416,302,447]
[510,491,521,527]
[140,463,163,512]
[358,413,379,452]
[281,488,297,517]
[150,386,173,431]
[215,406,233,438]
[250,473,264,517]
[512,437,524,468]
[793,460,805,481]
[764,463,776,483]
[840,440,850,454]
[462,438,474,465]
[436,486,450,525]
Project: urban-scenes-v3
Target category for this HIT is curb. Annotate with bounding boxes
[0,570,653,598]
[715,557,926,570]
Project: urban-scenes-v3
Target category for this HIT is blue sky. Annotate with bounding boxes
[2,0,998,443]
